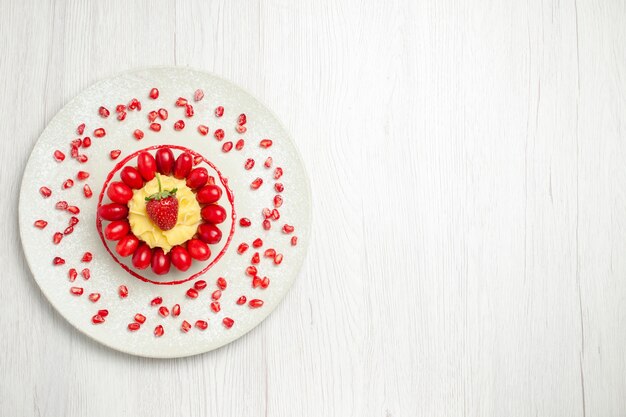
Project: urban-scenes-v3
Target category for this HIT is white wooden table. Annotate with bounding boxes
[1,1,625,416]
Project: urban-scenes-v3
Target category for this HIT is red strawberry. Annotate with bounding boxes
[145,175,178,231]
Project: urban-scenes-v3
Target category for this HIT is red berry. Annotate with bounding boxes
[121,166,144,189]
[185,104,194,117]
[116,234,139,257]
[250,178,263,189]
[237,296,247,305]
[107,181,133,204]
[244,159,255,170]
[222,141,233,152]
[174,120,185,130]
[94,128,106,138]
[195,320,208,330]
[170,246,192,272]
[186,239,211,261]
[215,106,224,117]
[89,293,101,303]
[77,123,85,134]
[39,186,52,198]
[154,325,164,337]
[197,223,222,244]
[128,323,141,331]
[214,129,224,140]
[217,277,227,290]
[198,125,209,135]
[200,204,227,224]
[196,184,222,204]
[34,220,48,229]
[181,320,191,332]
[186,288,199,299]
[151,297,163,306]
[82,252,93,262]
[186,167,208,189]
[104,220,130,240]
[133,129,144,140]
[249,299,264,308]
[194,89,204,102]
[98,203,129,221]
[53,150,65,162]
[134,313,146,323]
[222,317,234,328]
[237,243,249,254]
[119,285,129,298]
[150,122,162,131]
[175,97,187,106]
[158,306,169,317]
[274,167,283,179]
[70,287,83,296]
[151,248,171,275]
[137,151,157,181]
[155,148,175,175]
[174,152,193,179]
[235,139,245,150]
[68,268,77,282]
[110,149,121,160]
[132,243,152,269]
[158,108,168,120]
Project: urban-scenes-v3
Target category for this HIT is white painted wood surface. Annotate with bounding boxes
[1,0,624,415]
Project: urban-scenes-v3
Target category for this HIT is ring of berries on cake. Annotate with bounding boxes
[96,145,234,284]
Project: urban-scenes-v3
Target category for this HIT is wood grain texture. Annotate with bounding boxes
[1,0,625,416]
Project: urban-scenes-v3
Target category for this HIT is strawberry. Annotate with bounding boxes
[145,175,178,231]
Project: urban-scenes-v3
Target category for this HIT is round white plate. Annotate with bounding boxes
[18,67,311,358]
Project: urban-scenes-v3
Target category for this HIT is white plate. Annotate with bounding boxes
[18,67,311,358]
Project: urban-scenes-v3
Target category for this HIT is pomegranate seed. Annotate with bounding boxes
[151,296,163,306]
[194,89,204,102]
[275,183,284,193]
[175,97,187,107]
[181,320,191,332]
[274,195,283,208]
[246,266,257,276]
[128,98,140,110]
[34,220,48,229]
[117,111,127,121]
[92,314,105,325]
[77,154,88,163]
[81,268,90,280]
[63,226,74,235]
[56,201,68,210]
[283,224,295,234]
[260,139,273,148]
[77,171,89,180]
[274,167,283,179]
[244,159,255,170]
[131,129,144,140]
[237,296,247,305]
[116,104,126,113]
[185,104,194,118]
[235,139,244,150]
[207,176,215,185]
[249,299,264,308]
[158,306,169,317]
[149,88,159,99]
[70,147,79,159]
[110,150,121,159]
[237,113,247,125]
[186,288,199,299]
[263,219,271,230]
[83,184,93,198]
[158,108,168,120]
[222,141,233,152]
[263,208,272,219]
[251,252,260,264]
[150,123,161,131]
[62,179,74,189]
[77,123,85,135]
[214,129,225,140]
[222,317,234,328]
[237,243,249,254]
[239,218,251,227]
[82,137,92,147]
[274,254,284,265]
[119,285,129,298]
[154,325,164,337]
[134,313,146,324]
[215,106,224,117]
[271,209,280,220]
[53,257,65,265]
[98,106,110,118]
[236,125,247,134]
[39,186,52,198]
[53,232,63,244]
[69,216,79,226]
[194,280,207,290]
[264,157,273,168]
[210,301,220,313]
[89,293,101,302]
[261,277,270,288]
[217,277,227,290]
[98,309,109,317]
[67,206,80,214]
[250,178,263,189]
[198,125,209,135]
[264,248,276,258]
[53,150,65,162]
[172,304,180,317]
[94,128,106,138]
[195,320,208,330]
[70,287,83,296]
[128,323,141,331]
[148,111,158,122]
[68,268,77,282]
[252,238,263,248]
[193,156,203,165]
[212,290,222,300]
[81,252,92,262]
[174,120,185,130]
[252,276,262,288]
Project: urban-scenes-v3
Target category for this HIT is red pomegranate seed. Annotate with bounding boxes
[89,293,101,302]
[154,325,164,337]
[193,156,203,165]
[235,139,244,150]
[83,184,93,198]
[148,111,158,122]
[217,277,227,290]
[181,320,192,332]
[150,122,161,131]
[252,276,261,288]
[172,304,180,317]
[128,323,141,331]
[94,128,106,138]
[158,108,168,120]
[249,299,264,308]
[262,219,271,230]
[174,120,185,130]
[244,159,255,170]
[194,280,207,291]
[133,129,145,140]
[275,183,284,193]
[250,178,263,189]
[263,208,271,219]
[195,320,208,330]
[264,248,276,258]
[77,154,88,163]
[128,98,140,110]
[264,157,273,168]
[261,277,270,288]
[77,171,89,180]
[53,150,65,162]
[194,89,204,102]
[82,252,93,262]
[34,220,48,229]
[271,209,280,220]
[236,296,247,305]
[283,224,295,234]
[236,125,247,134]
[70,147,79,159]
[117,111,127,121]
[53,257,65,265]
[71,138,82,148]
[98,106,110,118]
[211,290,222,300]
[67,206,80,214]
[82,137,92,148]
[77,123,85,135]
[237,243,249,254]
[92,314,105,325]
[110,150,121,159]
[222,141,233,152]
[274,254,284,265]
[149,88,159,99]
[237,113,247,125]
[185,104,194,118]
[251,252,260,264]
[98,309,109,317]
[119,285,129,298]
[52,232,62,244]
[134,313,146,324]
[215,106,224,117]
[56,201,68,210]
[69,216,79,226]
[70,287,83,296]
[222,317,234,328]
[239,218,251,227]
[252,238,263,248]
[186,288,199,299]
[198,125,209,135]
[68,268,77,282]
[260,139,273,148]
[62,179,74,189]
[246,266,257,276]
[274,195,283,208]
[175,97,187,107]
[214,129,224,140]
[81,268,90,280]
[151,296,163,306]
[210,301,220,313]
[158,306,169,317]
[39,186,52,198]
[274,167,283,179]
[63,226,74,235]
[116,104,126,113]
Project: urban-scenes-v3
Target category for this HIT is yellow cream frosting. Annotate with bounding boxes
[127,174,201,253]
